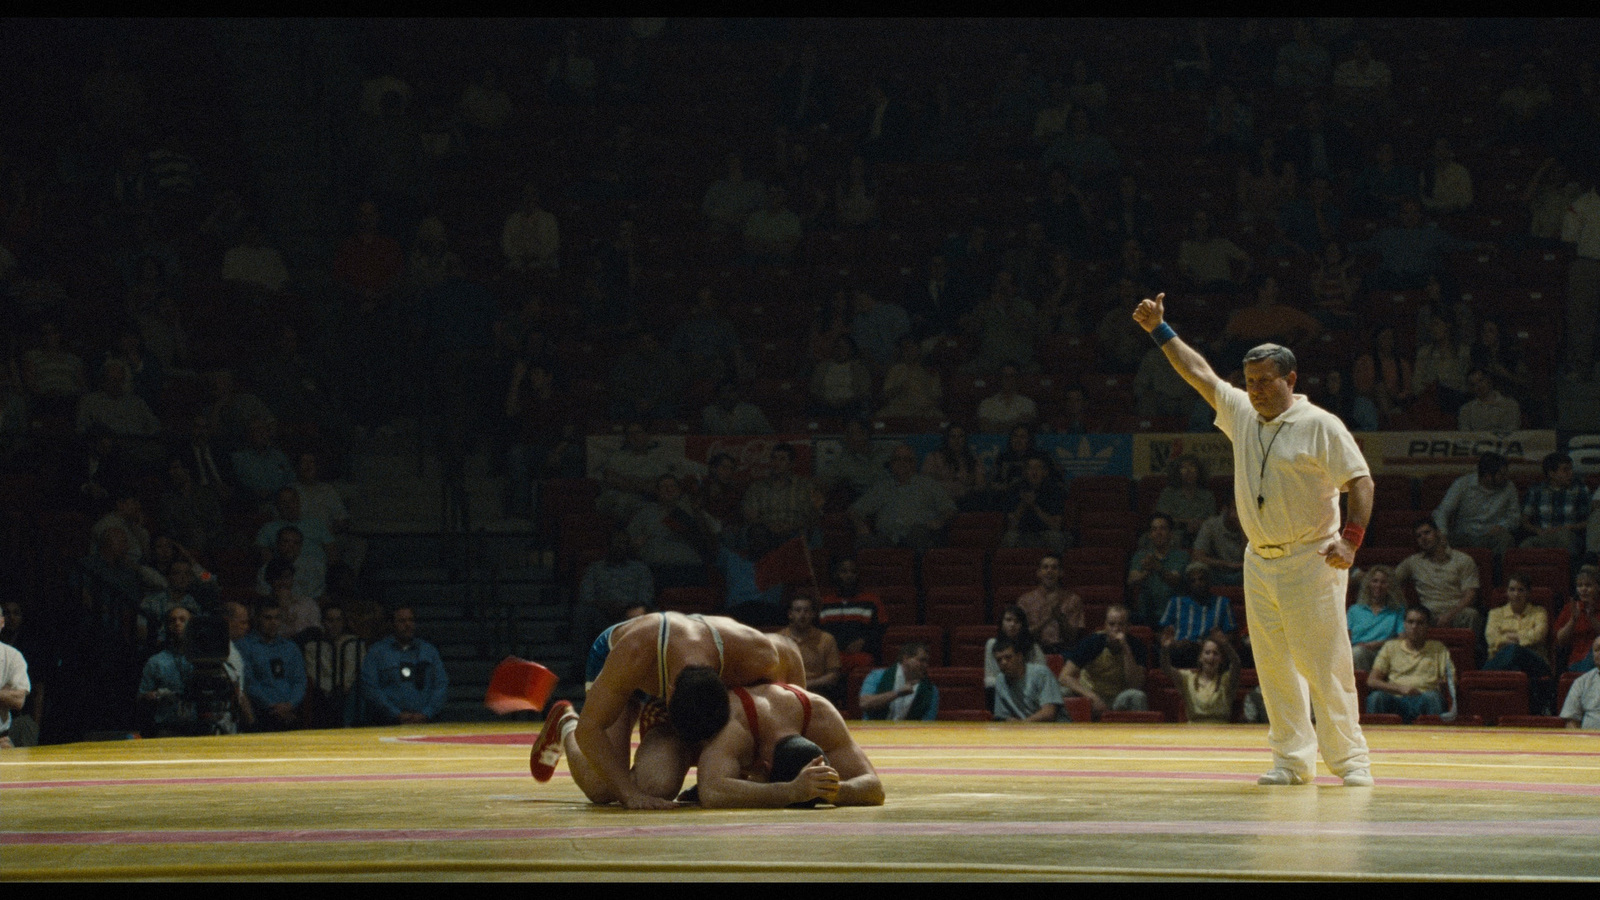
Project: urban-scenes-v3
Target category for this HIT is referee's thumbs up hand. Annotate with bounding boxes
[1133,292,1165,333]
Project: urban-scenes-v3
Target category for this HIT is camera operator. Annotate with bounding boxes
[138,606,249,735]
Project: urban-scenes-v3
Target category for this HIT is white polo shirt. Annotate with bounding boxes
[1213,384,1370,554]
[0,641,30,735]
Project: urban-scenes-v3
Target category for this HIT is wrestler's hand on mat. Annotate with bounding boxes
[1131,292,1166,332]
[620,789,680,811]
[791,757,840,805]
[1320,537,1356,569]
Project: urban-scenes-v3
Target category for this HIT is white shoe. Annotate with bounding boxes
[1342,768,1374,787]
[1256,768,1307,786]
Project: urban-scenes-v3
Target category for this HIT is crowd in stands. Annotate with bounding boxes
[4,18,1600,742]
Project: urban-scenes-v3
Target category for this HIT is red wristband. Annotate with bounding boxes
[1341,524,1365,548]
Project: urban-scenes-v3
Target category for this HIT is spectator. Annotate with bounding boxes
[630,474,716,589]
[221,222,290,295]
[1560,171,1600,382]
[673,287,746,386]
[834,155,880,229]
[1348,199,1477,291]
[180,413,233,499]
[1203,83,1254,155]
[991,423,1050,492]
[294,452,364,577]
[91,489,152,569]
[22,320,88,419]
[1412,315,1472,415]
[1278,176,1344,259]
[856,78,915,164]
[256,525,325,604]
[740,442,815,540]
[848,443,957,551]
[571,531,654,675]
[1157,563,1236,668]
[1469,320,1531,416]
[859,641,937,721]
[1273,19,1331,90]
[408,216,465,294]
[1128,513,1191,626]
[1555,568,1600,672]
[1066,58,1107,116]
[502,183,560,273]
[1191,500,1246,587]
[332,200,406,303]
[817,557,887,660]
[1057,604,1150,717]
[1394,518,1484,632]
[1352,141,1418,220]
[1219,276,1323,361]
[977,364,1038,434]
[237,603,307,731]
[1520,452,1590,556]
[1520,157,1581,248]
[1102,175,1158,255]
[1458,368,1522,433]
[701,153,766,232]
[1001,455,1068,554]
[607,330,685,424]
[546,29,598,103]
[1032,80,1074,147]
[302,603,364,728]
[819,417,890,502]
[138,557,206,652]
[991,637,1066,722]
[1419,138,1474,214]
[1561,635,1600,729]
[1351,326,1412,427]
[877,337,944,423]
[1235,137,1296,229]
[594,422,683,523]
[1309,242,1360,327]
[1332,39,1392,112]
[1015,554,1085,655]
[850,290,911,373]
[809,336,873,420]
[920,424,986,508]
[1167,20,1214,92]
[1349,564,1406,671]
[1434,452,1521,561]
[360,605,448,725]
[263,558,320,640]
[1039,168,1094,258]
[781,594,843,707]
[905,253,960,341]
[1177,210,1251,292]
[1094,278,1148,374]
[702,381,773,436]
[984,604,1049,693]
[1155,455,1217,544]
[1040,108,1121,190]
[459,68,514,135]
[257,485,335,584]
[1483,572,1556,713]
[1158,629,1241,724]
[231,416,295,506]
[1135,341,1199,421]
[743,185,803,264]
[1498,62,1554,139]
[0,603,30,748]
[772,43,836,130]
[1365,605,1453,724]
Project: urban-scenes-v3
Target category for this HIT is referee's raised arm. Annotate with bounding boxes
[1131,292,1221,411]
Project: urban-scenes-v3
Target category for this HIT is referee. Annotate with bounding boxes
[1133,291,1374,787]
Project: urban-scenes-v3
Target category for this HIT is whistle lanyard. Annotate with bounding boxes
[1255,420,1288,511]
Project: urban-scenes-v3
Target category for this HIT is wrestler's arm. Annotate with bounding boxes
[807,693,885,806]
[574,632,676,810]
[1131,292,1221,410]
[770,633,807,687]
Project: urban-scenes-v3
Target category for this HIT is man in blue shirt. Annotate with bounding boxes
[236,603,306,731]
[361,605,448,725]
[859,642,938,721]
[1158,563,1237,668]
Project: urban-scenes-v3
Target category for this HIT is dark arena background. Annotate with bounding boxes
[2,17,1599,881]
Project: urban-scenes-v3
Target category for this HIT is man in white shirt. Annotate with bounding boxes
[1562,182,1600,381]
[0,604,30,748]
[1457,368,1521,433]
[1132,291,1373,787]
[977,365,1039,433]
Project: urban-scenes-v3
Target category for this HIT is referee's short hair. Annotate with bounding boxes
[1242,343,1297,377]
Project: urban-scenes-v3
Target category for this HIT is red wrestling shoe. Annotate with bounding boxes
[530,700,575,782]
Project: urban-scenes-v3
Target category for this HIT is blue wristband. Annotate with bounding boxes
[1152,323,1177,346]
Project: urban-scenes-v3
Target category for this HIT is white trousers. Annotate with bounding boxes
[1244,547,1370,779]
